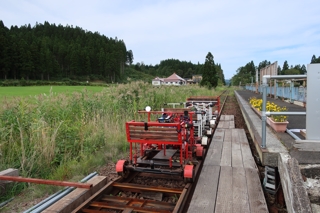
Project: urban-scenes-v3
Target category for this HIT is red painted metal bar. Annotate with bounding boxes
[138,110,195,116]
[130,142,133,162]
[185,143,188,160]
[180,144,183,165]
[0,176,92,188]
[126,121,182,127]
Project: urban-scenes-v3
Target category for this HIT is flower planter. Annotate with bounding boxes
[266,117,289,133]
[251,106,261,117]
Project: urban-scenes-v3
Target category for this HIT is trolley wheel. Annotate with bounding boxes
[196,146,204,160]
[116,160,129,178]
[184,165,195,183]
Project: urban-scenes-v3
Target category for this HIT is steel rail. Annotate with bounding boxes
[218,90,229,115]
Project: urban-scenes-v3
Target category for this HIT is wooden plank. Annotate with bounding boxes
[224,129,232,142]
[240,143,257,169]
[188,165,220,213]
[231,129,243,168]
[238,129,257,170]
[229,120,235,129]
[72,177,121,213]
[245,168,268,213]
[237,129,247,144]
[220,141,232,167]
[300,129,306,138]
[0,168,19,184]
[43,176,108,213]
[231,129,239,143]
[278,153,312,213]
[123,208,134,213]
[220,115,226,120]
[232,167,250,213]
[218,121,226,129]
[0,168,19,196]
[215,166,233,213]
[223,121,230,128]
[0,168,19,176]
[204,141,223,166]
[212,129,225,143]
[231,143,243,167]
[294,140,320,151]
[223,115,234,121]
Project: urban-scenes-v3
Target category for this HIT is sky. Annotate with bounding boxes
[1,0,320,79]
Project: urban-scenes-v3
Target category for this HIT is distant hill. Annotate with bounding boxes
[225,79,231,86]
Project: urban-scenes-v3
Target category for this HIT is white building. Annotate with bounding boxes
[152,77,164,86]
[152,73,186,86]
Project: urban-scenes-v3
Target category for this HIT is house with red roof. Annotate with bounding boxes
[151,77,164,86]
[152,73,186,86]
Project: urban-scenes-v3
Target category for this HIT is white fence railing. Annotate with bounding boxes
[245,84,307,103]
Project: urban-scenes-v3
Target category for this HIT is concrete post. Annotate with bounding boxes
[261,77,268,149]
[274,79,277,99]
[255,69,258,93]
[290,81,294,103]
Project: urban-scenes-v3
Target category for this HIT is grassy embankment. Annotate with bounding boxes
[0,82,225,203]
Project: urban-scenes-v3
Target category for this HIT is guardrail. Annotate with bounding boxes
[260,75,307,148]
[245,84,307,103]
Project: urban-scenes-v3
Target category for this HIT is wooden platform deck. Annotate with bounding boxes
[188,115,268,213]
[217,115,235,129]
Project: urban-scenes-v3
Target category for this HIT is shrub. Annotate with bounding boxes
[19,78,27,86]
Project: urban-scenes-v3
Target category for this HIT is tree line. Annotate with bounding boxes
[133,56,225,87]
[0,20,226,86]
[231,55,320,86]
[0,20,130,82]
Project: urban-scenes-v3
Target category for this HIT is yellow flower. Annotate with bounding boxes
[249,97,288,122]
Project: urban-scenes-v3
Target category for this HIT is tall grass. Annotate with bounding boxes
[0,82,218,186]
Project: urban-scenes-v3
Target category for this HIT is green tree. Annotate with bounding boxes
[301,65,307,74]
[200,52,218,88]
[311,55,320,63]
[277,66,281,75]
[282,60,289,74]
[284,69,300,75]
[126,50,134,65]
[0,20,10,79]
[258,60,271,71]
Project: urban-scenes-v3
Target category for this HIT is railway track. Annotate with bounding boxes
[71,91,230,213]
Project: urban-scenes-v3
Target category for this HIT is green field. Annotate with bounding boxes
[0,86,105,100]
